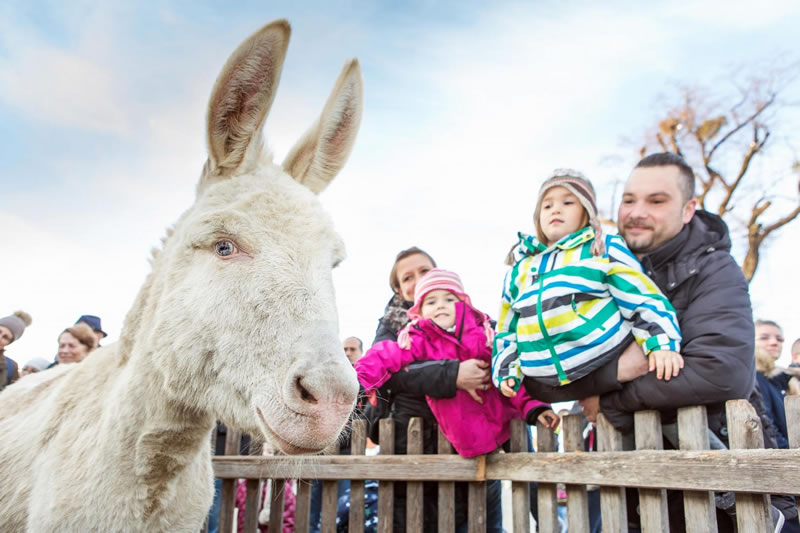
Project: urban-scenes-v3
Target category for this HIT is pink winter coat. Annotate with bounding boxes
[355,302,549,457]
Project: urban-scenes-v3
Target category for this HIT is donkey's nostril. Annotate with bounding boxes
[296,376,318,405]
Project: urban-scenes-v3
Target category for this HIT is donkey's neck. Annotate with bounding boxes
[115,349,215,522]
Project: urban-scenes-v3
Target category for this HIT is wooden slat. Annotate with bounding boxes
[563,414,590,533]
[377,419,394,533]
[321,480,338,533]
[349,419,367,533]
[677,406,717,533]
[406,417,424,532]
[438,428,456,533]
[468,478,486,533]
[215,448,800,493]
[219,429,242,533]
[243,478,261,533]
[634,411,669,533]
[786,396,800,520]
[269,480,286,533]
[535,417,560,533]
[214,454,483,481]
[295,480,312,533]
[596,413,627,533]
[726,400,771,533]
[509,420,531,533]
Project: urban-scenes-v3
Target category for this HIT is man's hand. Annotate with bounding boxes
[577,395,600,423]
[500,378,517,398]
[648,350,684,381]
[616,340,648,383]
[456,359,490,404]
[537,409,560,429]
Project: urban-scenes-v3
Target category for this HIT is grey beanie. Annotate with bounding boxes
[0,310,33,343]
[23,357,50,372]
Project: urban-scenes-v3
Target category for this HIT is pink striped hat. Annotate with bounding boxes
[407,269,472,320]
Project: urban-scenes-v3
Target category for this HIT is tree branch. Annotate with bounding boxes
[708,92,777,161]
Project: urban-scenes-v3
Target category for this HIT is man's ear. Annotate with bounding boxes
[682,198,698,224]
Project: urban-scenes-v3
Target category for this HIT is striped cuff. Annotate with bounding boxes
[642,334,681,355]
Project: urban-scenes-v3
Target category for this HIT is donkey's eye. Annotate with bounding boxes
[214,240,237,257]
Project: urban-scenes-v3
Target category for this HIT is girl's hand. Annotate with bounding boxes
[537,409,560,429]
[500,378,517,398]
[648,350,684,381]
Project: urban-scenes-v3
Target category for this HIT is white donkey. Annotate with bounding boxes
[0,20,362,532]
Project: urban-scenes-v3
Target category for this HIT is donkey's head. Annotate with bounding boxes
[134,20,362,454]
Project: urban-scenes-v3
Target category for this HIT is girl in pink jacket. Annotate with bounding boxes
[355,269,559,458]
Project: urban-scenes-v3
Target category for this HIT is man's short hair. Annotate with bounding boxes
[347,336,363,351]
[635,152,696,203]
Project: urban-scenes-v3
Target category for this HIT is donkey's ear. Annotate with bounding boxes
[202,20,290,185]
[282,60,363,194]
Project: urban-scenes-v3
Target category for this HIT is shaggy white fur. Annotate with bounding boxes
[0,19,362,532]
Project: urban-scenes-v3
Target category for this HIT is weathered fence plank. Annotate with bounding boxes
[406,417,424,532]
[295,481,312,533]
[438,428,456,533]
[377,419,394,533]
[509,419,531,533]
[634,411,669,533]
[563,413,590,533]
[243,478,261,533]
[677,406,717,533]
[596,413,627,533]
[536,417,560,533]
[726,400,771,533]
[349,419,367,533]
[786,396,800,521]
[269,480,287,533]
[321,479,338,533]
[219,428,242,533]
[468,475,487,533]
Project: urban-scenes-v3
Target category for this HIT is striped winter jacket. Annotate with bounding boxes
[492,227,681,388]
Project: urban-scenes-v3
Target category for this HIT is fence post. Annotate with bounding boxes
[676,406,717,533]
[596,413,627,533]
[244,441,264,533]
[536,417,560,533]
[509,419,531,533]
[634,410,669,532]
[726,399,771,532]
[269,479,287,533]
[563,413,590,533]
[295,480,313,533]
[786,396,800,520]
[349,419,367,533]
[406,417,424,532]
[377,418,395,533]
[438,427,456,533]
[219,428,242,533]
[321,442,340,533]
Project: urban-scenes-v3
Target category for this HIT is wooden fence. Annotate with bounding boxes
[209,396,800,533]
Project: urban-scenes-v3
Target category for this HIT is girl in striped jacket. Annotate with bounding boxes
[493,170,683,403]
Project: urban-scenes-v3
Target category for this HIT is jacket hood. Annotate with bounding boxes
[647,210,731,269]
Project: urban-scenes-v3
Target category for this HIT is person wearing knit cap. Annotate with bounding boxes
[493,169,684,404]
[355,268,559,458]
[0,310,32,390]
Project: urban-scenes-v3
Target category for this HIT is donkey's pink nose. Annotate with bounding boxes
[286,362,358,416]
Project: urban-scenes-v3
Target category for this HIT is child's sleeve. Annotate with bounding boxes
[492,269,523,390]
[605,235,682,355]
[354,340,419,392]
[506,386,551,425]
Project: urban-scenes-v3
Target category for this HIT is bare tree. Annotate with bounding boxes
[638,60,800,282]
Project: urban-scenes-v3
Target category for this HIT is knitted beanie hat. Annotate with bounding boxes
[0,310,32,344]
[407,269,472,320]
[399,269,493,349]
[534,169,605,256]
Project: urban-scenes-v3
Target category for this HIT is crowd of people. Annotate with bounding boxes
[3,151,800,532]
[0,313,107,391]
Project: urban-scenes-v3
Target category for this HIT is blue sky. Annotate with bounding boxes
[2,0,799,367]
